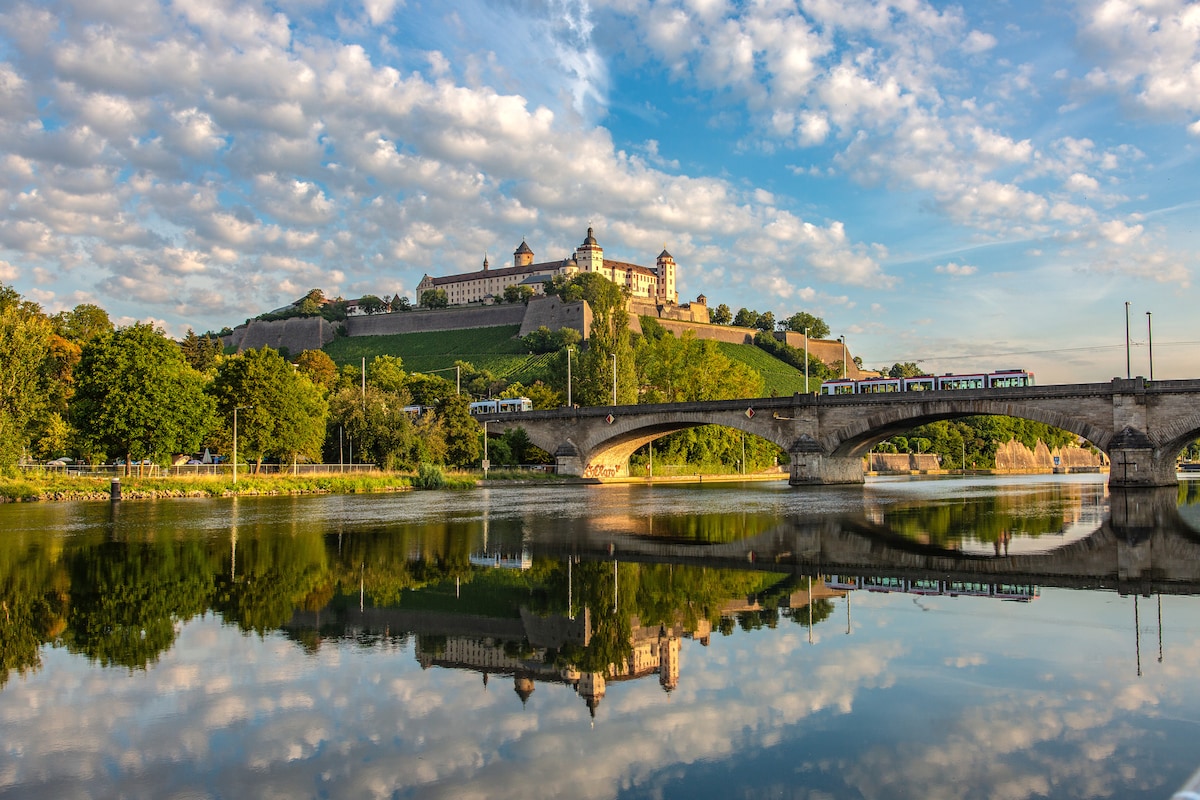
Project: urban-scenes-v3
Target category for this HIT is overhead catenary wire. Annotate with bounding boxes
[875,340,1200,365]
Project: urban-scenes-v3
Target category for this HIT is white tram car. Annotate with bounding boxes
[820,369,1034,395]
[468,397,534,415]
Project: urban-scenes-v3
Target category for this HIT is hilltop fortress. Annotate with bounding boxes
[224,225,870,378]
[417,227,686,309]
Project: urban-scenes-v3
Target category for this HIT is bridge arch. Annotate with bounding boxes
[564,413,791,479]
[820,399,1112,458]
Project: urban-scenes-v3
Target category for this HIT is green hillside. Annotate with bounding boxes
[323,325,556,384]
[716,341,814,395]
[322,325,811,396]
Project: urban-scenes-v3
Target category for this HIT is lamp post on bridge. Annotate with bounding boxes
[1125,301,1131,379]
[839,335,847,379]
[566,346,573,407]
[1146,311,1154,380]
[804,327,809,392]
[611,352,617,406]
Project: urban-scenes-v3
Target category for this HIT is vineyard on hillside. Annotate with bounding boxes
[323,324,812,396]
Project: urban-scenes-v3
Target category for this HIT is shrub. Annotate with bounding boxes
[413,463,446,489]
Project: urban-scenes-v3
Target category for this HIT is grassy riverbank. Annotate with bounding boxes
[0,471,477,502]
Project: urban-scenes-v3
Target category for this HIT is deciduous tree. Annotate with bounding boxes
[71,323,215,471]
[210,347,327,469]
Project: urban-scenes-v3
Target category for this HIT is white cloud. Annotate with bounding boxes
[935,261,978,276]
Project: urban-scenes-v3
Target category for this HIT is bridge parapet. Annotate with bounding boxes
[482,378,1200,487]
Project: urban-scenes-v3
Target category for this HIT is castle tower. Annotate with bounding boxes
[514,674,535,706]
[578,671,606,717]
[574,227,605,278]
[514,239,534,268]
[658,630,680,693]
[656,249,678,305]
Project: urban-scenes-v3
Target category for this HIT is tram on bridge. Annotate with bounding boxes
[820,369,1035,395]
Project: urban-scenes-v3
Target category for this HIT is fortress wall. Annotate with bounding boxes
[225,317,335,353]
[345,304,526,336]
[517,296,592,339]
[654,319,757,344]
[629,298,710,324]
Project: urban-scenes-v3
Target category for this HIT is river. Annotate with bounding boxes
[2,474,1200,799]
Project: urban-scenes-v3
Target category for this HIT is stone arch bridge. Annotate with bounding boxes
[482,377,1200,488]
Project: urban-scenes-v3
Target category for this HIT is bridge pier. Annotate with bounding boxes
[788,452,864,486]
[1108,428,1178,488]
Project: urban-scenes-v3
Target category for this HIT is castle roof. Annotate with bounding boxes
[581,227,598,247]
[422,259,565,287]
[514,240,533,255]
[658,249,672,259]
[605,259,657,278]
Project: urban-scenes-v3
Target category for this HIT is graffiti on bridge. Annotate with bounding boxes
[582,464,623,479]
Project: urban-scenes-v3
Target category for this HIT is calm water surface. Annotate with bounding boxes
[3,475,1200,799]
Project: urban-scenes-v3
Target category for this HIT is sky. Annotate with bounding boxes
[0,0,1197,384]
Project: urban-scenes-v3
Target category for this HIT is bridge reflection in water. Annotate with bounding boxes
[285,483,1200,713]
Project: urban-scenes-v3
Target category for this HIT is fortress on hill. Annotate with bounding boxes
[417,227,683,308]
[224,225,871,378]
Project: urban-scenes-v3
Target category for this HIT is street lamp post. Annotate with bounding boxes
[482,419,493,478]
[1146,311,1154,380]
[1125,301,1131,379]
[611,352,617,406]
[839,335,847,378]
[566,346,573,407]
[232,405,251,484]
[804,327,809,392]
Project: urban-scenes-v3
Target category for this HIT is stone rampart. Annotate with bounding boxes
[517,296,592,339]
[225,317,335,354]
[345,304,526,336]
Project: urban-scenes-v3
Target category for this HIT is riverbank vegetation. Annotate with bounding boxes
[0,278,1128,483]
[0,472,438,502]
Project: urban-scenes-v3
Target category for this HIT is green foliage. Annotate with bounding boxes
[179,328,222,373]
[502,284,535,304]
[709,303,733,325]
[358,295,387,314]
[732,308,759,328]
[439,393,482,467]
[420,288,449,308]
[296,349,339,390]
[886,362,925,378]
[65,539,215,669]
[366,354,407,394]
[52,303,113,345]
[210,347,328,466]
[784,312,830,339]
[71,323,216,468]
[635,329,763,403]
[0,291,56,467]
[521,325,581,354]
[413,463,447,489]
[563,272,634,406]
[328,385,415,470]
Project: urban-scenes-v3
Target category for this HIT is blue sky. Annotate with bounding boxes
[0,0,1197,383]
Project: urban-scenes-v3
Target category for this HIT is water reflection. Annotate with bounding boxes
[2,477,1200,798]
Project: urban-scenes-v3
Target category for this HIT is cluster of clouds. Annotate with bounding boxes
[0,0,1196,378]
